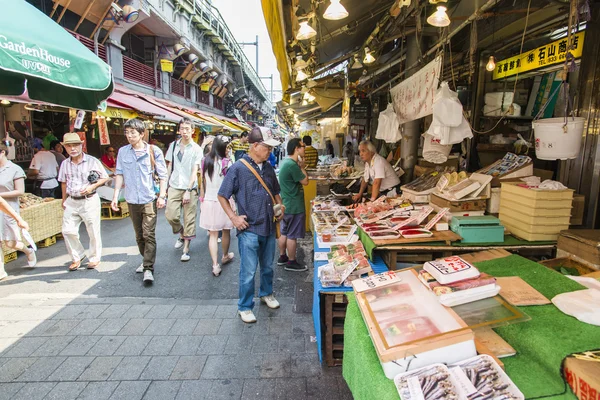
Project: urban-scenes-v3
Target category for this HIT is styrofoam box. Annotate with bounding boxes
[499,198,571,217]
[501,192,573,210]
[485,92,514,107]
[499,207,571,226]
[487,187,501,213]
[501,182,574,200]
[401,187,434,204]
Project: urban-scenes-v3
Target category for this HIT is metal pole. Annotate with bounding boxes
[256,35,259,75]
[270,73,273,102]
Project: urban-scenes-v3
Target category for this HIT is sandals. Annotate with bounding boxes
[221,252,235,265]
[212,264,222,277]
[68,261,81,271]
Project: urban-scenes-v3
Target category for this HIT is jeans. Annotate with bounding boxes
[237,231,276,311]
[128,201,157,271]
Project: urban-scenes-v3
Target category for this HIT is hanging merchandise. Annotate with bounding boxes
[422,133,452,164]
[375,104,402,143]
[427,81,473,145]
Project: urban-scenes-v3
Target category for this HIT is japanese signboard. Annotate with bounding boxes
[98,117,110,145]
[493,31,585,80]
[390,56,441,124]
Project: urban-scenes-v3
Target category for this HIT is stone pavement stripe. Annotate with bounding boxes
[196,335,226,355]
[169,355,207,380]
[243,319,269,336]
[291,315,315,335]
[15,356,66,382]
[141,336,177,356]
[168,319,199,336]
[59,336,101,356]
[0,357,37,382]
[213,305,238,319]
[0,382,25,400]
[78,381,120,400]
[337,376,354,400]
[142,319,176,335]
[109,380,151,400]
[223,335,252,355]
[166,305,197,319]
[139,355,179,380]
[306,375,343,400]
[30,336,75,357]
[107,356,151,381]
[80,304,110,319]
[175,380,211,400]
[147,305,175,319]
[12,382,56,400]
[87,336,128,356]
[121,304,153,319]
[208,379,244,400]
[98,305,133,319]
[260,353,292,379]
[43,320,80,336]
[51,305,88,320]
[189,305,217,319]
[44,381,87,400]
[46,356,94,381]
[201,355,262,379]
[77,356,123,381]
[93,319,130,336]
[0,320,41,338]
[274,377,308,400]
[1,336,48,358]
[192,319,222,335]
[143,380,182,400]
[217,319,246,336]
[169,336,203,356]
[251,334,279,354]
[268,318,293,335]
[25,320,58,336]
[278,334,306,354]
[117,318,152,336]
[242,378,277,400]
[113,336,152,356]
[70,319,106,336]
[290,353,330,378]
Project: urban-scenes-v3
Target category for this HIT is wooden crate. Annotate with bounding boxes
[538,257,596,276]
[323,293,348,367]
[101,201,129,220]
[21,200,63,243]
[4,251,17,264]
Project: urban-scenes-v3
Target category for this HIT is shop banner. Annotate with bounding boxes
[98,118,110,145]
[341,72,350,128]
[493,31,585,80]
[77,131,87,153]
[391,56,441,124]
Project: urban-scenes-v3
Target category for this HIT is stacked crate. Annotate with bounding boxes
[499,183,573,241]
[323,293,348,366]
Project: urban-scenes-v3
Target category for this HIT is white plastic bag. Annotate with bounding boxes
[552,289,600,326]
[428,116,473,145]
[375,104,402,143]
[433,81,463,128]
[422,133,452,164]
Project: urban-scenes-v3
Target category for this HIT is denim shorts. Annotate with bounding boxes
[281,213,306,240]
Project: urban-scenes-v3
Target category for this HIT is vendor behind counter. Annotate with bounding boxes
[353,140,400,202]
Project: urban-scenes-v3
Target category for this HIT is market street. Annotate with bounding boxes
[0,212,352,400]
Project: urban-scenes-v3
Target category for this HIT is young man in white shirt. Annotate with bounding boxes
[352,140,401,202]
[165,118,202,262]
[29,148,59,198]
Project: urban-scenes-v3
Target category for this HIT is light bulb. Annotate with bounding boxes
[297,21,317,40]
[296,69,308,82]
[302,99,308,106]
[427,6,450,27]
[323,0,348,20]
[351,56,363,70]
[294,55,308,70]
[106,117,111,121]
[355,98,361,105]
[486,56,496,72]
[0,99,10,105]
[363,48,376,64]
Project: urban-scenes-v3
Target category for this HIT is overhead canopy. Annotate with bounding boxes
[0,0,113,110]
[109,91,183,123]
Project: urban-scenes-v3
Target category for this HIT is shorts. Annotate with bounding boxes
[1,213,21,242]
[281,213,306,240]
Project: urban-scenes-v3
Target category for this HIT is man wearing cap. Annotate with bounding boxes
[218,127,285,323]
[58,133,110,271]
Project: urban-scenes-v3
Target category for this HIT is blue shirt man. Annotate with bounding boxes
[218,127,284,323]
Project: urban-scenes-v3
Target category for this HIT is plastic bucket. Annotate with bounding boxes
[422,133,452,164]
[532,117,584,160]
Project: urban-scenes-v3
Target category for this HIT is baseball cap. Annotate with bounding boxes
[248,127,280,147]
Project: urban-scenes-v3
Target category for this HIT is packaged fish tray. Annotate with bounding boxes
[394,364,461,400]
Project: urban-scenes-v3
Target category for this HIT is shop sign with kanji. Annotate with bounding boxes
[493,31,585,80]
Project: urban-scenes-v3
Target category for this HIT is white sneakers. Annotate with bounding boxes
[26,248,37,268]
[136,263,144,273]
[260,295,280,309]
[174,238,184,249]
[143,270,154,283]
[180,253,190,262]
[238,310,256,323]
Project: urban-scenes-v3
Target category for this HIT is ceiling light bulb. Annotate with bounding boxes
[297,21,317,40]
[323,0,348,20]
[351,56,363,70]
[296,69,308,82]
[307,94,316,102]
[363,48,376,64]
[355,98,361,105]
[294,55,308,70]
[486,56,496,72]
[302,99,308,106]
[0,99,10,105]
[427,6,450,27]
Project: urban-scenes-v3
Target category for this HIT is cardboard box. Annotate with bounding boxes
[418,155,459,170]
[431,193,487,213]
[570,194,585,226]
[557,230,600,268]
[564,354,600,400]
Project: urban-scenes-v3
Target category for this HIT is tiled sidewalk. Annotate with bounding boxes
[0,297,352,400]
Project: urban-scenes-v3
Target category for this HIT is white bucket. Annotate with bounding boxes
[422,133,452,164]
[532,117,585,160]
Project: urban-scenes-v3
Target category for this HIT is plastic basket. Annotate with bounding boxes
[533,117,584,160]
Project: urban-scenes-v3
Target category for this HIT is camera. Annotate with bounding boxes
[87,171,101,184]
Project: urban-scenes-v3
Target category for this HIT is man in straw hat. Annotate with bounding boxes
[58,133,109,271]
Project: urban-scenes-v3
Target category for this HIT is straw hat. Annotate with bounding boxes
[61,132,83,145]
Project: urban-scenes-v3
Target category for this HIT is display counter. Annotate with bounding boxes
[342,250,600,400]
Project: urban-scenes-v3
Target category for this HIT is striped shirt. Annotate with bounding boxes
[230,139,250,153]
[303,145,318,168]
[58,154,108,197]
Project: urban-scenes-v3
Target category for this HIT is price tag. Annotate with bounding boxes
[449,367,478,398]
[346,179,358,189]
[351,271,401,293]
[406,376,425,400]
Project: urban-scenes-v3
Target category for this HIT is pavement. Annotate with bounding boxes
[0,210,352,400]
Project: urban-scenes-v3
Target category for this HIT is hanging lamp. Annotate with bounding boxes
[363,47,376,64]
[427,6,450,27]
[351,55,363,69]
[297,21,317,40]
[294,55,308,70]
[486,56,496,72]
[323,0,348,20]
[296,69,308,82]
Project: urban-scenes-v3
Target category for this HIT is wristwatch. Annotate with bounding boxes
[186,188,194,192]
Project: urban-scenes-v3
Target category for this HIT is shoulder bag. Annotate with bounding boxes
[240,159,281,238]
[147,143,161,194]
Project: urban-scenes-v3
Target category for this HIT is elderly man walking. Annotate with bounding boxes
[112,119,167,284]
[58,133,110,271]
[218,127,285,323]
[352,140,401,202]
[165,118,202,262]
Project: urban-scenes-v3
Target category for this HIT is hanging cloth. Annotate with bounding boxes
[375,104,402,143]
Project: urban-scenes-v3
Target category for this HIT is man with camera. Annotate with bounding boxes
[58,133,109,271]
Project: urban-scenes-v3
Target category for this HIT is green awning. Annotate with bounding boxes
[0,0,113,110]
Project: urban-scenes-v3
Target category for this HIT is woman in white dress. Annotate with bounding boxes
[199,136,234,276]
